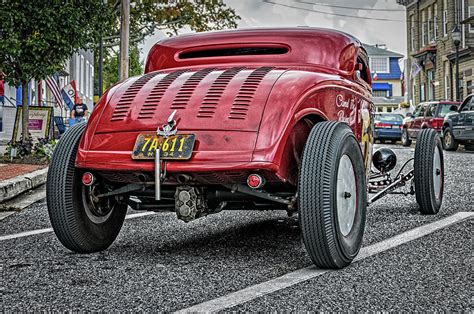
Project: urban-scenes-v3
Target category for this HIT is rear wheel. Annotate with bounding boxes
[298,122,367,269]
[442,128,458,151]
[414,129,444,215]
[46,123,127,253]
[401,128,412,146]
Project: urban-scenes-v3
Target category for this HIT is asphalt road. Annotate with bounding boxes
[1,144,473,312]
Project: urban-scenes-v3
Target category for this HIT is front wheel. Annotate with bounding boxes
[46,123,127,253]
[414,129,444,214]
[401,128,412,146]
[442,128,458,151]
[298,122,367,269]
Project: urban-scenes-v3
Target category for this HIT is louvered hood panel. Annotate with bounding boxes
[95,67,285,134]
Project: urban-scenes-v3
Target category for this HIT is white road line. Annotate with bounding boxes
[0,211,156,241]
[176,211,473,313]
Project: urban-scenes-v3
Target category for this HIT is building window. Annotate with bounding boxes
[80,55,84,94]
[467,80,472,95]
[433,4,438,40]
[469,6,474,33]
[420,83,426,102]
[90,64,94,100]
[428,6,433,42]
[86,60,90,98]
[444,61,450,100]
[443,0,448,37]
[370,58,389,73]
[427,70,435,101]
[422,10,428,46]
[373,90,389,97]
[410,15,416,51]
[75,54,80,82]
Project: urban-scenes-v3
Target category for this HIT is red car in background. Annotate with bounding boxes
[401,101,461,146]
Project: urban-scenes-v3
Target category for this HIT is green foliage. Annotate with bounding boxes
[102,0,240,47]
[100,44,143,90]
[34,138,57,159]
[5,137,57,161]
[7,137,34,158]
[96,0,240,90]
[0,1,114,87]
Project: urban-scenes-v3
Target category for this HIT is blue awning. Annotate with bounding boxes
[372,82,392,91]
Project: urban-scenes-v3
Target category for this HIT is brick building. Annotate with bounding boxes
[397,0,474,105]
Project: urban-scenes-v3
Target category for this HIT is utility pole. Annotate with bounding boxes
[98,34,104,97]
[119,0,130,81]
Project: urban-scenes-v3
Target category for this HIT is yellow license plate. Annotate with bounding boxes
[131,134,195,160]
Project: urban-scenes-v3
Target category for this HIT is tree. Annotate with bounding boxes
[100,44,143,90]
[102,0,240,49]
[0,1,114,141]
[96,0,240,91]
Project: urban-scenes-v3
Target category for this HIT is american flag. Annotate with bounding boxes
[45,76,64,109]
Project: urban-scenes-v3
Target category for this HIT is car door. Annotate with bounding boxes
[455,96,474,140]
[424,103,437,129]
[411,104,426,138]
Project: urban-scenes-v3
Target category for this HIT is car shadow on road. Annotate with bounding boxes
[110,212,305,262]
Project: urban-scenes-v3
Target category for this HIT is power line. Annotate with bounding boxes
[262,0,406,22]
[296,1,406,12]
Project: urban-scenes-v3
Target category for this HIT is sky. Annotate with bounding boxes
[140,0,407,61]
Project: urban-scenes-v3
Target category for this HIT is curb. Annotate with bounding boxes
[0,167,48,203]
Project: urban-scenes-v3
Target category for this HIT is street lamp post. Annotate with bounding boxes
[452,26,461,101]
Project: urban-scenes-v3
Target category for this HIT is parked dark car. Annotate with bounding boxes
[374,113,403,143]
[442,94,474,151]
[401,101,461,146]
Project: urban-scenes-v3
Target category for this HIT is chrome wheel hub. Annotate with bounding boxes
[433,146,442,201]
[445,132,452,146]
[336,154,357,237]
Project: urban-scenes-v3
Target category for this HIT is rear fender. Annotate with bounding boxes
[278,114,326,185]
[77,81,128,163]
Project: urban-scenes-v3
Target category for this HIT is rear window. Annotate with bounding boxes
[179,46,289,59]
[438,103,458,117]
[375,114,403,123]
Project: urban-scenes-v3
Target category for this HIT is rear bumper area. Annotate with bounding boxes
[374,129,402,139]
[76,130,279,174]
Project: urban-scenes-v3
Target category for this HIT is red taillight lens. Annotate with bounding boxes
[431,119,443,130]
[82,172,95,186]
[375,123,392,129]
[247,174,265,189]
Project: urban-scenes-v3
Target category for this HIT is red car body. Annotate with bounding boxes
[76,28,374,186]
[403,101,461,138]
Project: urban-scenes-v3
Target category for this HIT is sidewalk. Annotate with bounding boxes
[0,164,48,203]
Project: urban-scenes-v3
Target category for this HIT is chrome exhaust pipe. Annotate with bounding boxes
[155,148,161,201]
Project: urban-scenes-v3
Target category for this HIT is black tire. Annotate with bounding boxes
[46,123,127,253]
[442,127,458,151]
[414,129,444,215]
[401,128,412,146]
[298,122,367,269]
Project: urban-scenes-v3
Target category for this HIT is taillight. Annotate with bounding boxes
[247,174,265,189]
[82,172,95,186]
[375,123,392,129]
[431,119,443,129]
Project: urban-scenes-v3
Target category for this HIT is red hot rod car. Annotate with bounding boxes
[47,28,444,269]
